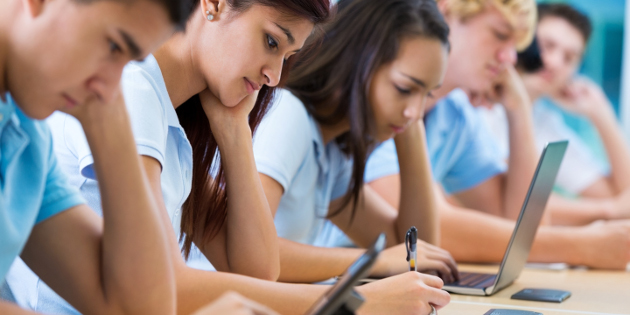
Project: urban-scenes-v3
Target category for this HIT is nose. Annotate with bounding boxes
[498,45,517,65]
[262,58,283,87]
[86,61,125,104]
[403,97,425,122]
[541,50,562,71]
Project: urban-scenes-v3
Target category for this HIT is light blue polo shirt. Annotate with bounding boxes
[319,89,507,248]
[4,55,204,314]
[253,89,353,246]
[0,94,85,283]
[365,88,506,192]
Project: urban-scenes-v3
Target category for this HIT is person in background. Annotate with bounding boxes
[357,0,630,270]
[479,3,630,226]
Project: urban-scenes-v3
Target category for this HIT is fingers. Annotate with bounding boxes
[421,260,454,284]
[421,243,460,281]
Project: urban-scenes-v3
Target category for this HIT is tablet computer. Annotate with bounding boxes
[305,233,386,315]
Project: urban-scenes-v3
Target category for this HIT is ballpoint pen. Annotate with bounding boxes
[405,226,417,272]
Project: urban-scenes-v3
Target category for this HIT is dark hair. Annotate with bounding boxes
[538,3,592,44]
[177,0,330,259]
[76,0,196,31]
[286,0,449,222]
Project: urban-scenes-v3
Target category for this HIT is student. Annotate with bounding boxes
[8,1,454,314]
[0,0,203,313]
[254,0,457,302]
[359,0,630,270]
[479,3,630,226]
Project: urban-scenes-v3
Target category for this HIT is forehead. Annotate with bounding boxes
[538,16,586,53]
[74,0,174,56]
[391,37,448,85]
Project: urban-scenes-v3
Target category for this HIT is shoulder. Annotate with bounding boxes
[256,89,313,143]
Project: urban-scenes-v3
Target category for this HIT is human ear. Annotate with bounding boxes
[23,0,47,18]
[200,0,226,22]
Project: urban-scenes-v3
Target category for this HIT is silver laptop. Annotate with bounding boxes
[443,140,568,296]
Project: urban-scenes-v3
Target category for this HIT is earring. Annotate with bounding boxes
[205,10,214,21]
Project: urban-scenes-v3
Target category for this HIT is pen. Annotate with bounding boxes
[405,226,417,272]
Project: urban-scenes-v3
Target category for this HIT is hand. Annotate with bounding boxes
[199,88,259,135]
[551,77,611,119]
[577,220,630,270]
[191,292,279,315]
[371,241,459,283]
[61,86,127,126]
[469,64,531,112]
[356,272,451,315]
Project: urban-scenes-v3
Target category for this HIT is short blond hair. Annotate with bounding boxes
[439,0,537,51]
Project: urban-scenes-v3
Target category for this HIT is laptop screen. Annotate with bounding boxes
[491,141,568,293]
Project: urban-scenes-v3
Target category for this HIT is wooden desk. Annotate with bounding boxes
[439,264,630,315]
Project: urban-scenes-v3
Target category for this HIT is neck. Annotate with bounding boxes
[319,119,350,144]
[0,1,18,97]
[154,30,207,108]
[425,76,459,112]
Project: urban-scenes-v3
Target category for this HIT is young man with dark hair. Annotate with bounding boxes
[0,0,226,314]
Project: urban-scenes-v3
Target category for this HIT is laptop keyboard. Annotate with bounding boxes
[447,272,497,288]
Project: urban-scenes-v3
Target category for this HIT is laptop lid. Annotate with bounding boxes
[486,140,568,294]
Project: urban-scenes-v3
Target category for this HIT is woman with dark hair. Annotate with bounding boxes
[254,0,458,291]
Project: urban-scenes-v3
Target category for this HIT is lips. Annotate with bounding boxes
[390,124,406,134]
[244,78,261,94]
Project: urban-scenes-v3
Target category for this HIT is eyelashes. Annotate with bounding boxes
[266,34,279,50]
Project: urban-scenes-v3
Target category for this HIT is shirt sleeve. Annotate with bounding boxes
[59,64,169,180]
[253,90,311,192]
[441,97,507,194]
[36,129,85,224]
[364,139,400,183]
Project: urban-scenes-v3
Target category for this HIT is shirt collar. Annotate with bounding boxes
[0,94,19,135]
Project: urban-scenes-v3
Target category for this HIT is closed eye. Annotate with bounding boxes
[395,85,412,95]
[108,38,123,55]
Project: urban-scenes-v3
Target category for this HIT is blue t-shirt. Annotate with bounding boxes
[0,94,84,283]
[320,89,506,248]
[253,89,353,246]
[366,88,506,193]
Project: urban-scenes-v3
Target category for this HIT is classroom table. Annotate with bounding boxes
[439,264,630,315]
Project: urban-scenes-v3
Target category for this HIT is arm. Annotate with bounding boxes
[395,120,439,244]
[22,92,175,315]
[195,90,280,280]
[552,78,630,196]
[0,301,38,314]
[465,65,539,220]
[260,175,457,283]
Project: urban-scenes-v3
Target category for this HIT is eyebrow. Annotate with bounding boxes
[118,29,144,61]
[400,72,427,88]
[274,22,295,45]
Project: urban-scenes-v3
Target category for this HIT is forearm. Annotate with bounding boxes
[176,265,326,315]
[440,205,513,263]
[395,121,438,245]
[505,106,540,221]
[0,301,39,314]
[216,124,280,280]
[81,108,175,314]
[277,238,363,283]
[589,108,630,193]
[547,194,613,226]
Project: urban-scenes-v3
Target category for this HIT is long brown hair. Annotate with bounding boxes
[286,0,450,223]
[177,0,330,258]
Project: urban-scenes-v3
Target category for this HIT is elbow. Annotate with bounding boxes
[231,259,280,282]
